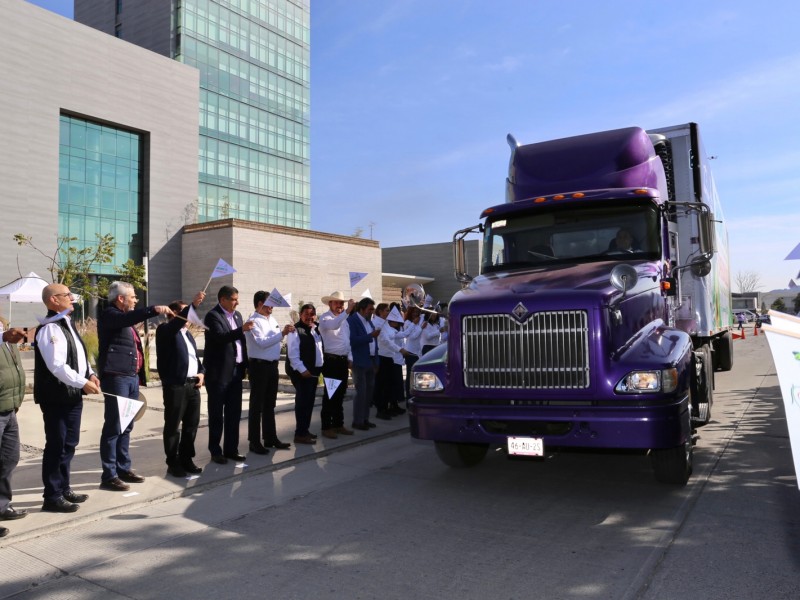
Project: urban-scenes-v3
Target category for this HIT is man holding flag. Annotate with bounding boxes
[245,290,295,453]
[97,282,173,492]
[34,283,101,512]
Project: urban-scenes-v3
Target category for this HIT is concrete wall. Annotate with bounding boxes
[382,240,481,307]
[182,220,381,323]
[0,0,198,311]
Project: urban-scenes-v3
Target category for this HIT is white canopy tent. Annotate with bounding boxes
[0,272,48,327]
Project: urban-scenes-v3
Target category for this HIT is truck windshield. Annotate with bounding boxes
[481,202,660,273]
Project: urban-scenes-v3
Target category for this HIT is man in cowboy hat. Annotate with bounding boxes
[318,291,355,439]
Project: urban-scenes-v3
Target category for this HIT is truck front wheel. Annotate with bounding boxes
[650,416,693,485]
[434,441,489,468]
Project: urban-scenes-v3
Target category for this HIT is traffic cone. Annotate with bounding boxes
[753,322,759,336]
[732,331,742,340]
[741,326,745,339]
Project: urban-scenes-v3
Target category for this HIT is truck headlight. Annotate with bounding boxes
[413,372,443,392]
[615,368,678,394]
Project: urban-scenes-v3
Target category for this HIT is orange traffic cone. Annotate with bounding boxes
[753,322,759,336]
[732,331,742,340]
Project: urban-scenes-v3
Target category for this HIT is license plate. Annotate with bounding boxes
[507,436,544,457]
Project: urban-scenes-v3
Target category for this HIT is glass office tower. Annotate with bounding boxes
[58,115,143,274]
[76,0,311,229]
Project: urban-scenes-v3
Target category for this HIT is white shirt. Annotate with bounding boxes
[402,320,423,356]
[371,316,385,356]
[378,323,409,362]
[286,324,324,373]
[420,320,441,347]
[180,328,199,378]
[439,316,449,344]
[245,311,283,361]
[35,316,93,389]
[318,309,352,359]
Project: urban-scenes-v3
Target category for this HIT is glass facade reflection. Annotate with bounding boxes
[177,0,310,228]
[58,115,142,274]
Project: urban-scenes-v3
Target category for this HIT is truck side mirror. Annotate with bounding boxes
[697,210,716,256]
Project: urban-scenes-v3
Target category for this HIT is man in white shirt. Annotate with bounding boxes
[34,283,101,513]
[245,290,295,453]
[318,291,354,439]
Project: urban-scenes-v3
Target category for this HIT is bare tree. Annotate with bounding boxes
[734,270,762,293]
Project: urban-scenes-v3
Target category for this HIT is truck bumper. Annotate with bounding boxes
[408,395,691,450]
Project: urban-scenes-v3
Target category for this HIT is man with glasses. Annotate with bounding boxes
[97,281,172,491]
[34,284,101,513]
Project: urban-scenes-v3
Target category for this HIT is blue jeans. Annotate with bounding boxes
[100,375,138,482]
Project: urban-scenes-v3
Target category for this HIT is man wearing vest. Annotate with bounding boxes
[34,283,101,513]
[0,323,27,536]
[97,282,172,491]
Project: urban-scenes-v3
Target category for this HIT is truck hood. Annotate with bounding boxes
[453,260,661,308]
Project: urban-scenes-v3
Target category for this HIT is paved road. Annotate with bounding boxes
[1,330,798,599]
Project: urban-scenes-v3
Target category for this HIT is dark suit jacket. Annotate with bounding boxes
[155,304,204,386]
[203,304,247,383]
[97,304,156,381]
[348,312,376,369]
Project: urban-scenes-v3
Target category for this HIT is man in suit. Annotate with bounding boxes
[97,281,172,492]
[156,292,206,477]
[0,323,27,536]
[204,285,254,464]
[34,283,101,513]
[348,298,379,431]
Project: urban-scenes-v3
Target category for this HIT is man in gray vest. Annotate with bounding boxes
[0,322,27,537]
[34,283,101,513]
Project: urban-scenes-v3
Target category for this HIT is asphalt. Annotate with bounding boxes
[1,354,408,546]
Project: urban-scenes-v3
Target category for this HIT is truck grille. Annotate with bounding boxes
[462,310,590,389]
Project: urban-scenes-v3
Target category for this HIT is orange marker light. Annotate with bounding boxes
[572,192,585,198]
[553,194,565,200]
[534,197,546,203]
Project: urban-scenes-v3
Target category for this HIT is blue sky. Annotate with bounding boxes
[28,0,800,292]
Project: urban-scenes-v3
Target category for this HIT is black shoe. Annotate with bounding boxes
[224,452,246,461]
[100,477,131,492]
[118,470,145,483]
[211,454,228,464]
[182,462,203,474]
[0,505,28,520]
[365,421,377,428]
[167,465,187,477]
[42,497,80,513]
[376,411,393,420]
[265,440,291,450]
[351,422,370,431]
[249,442,269,455]
[389,406,406,416]
[63,490,89,504]
[0,526,7,537]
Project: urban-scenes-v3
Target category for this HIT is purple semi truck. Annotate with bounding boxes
[409,123,732,484]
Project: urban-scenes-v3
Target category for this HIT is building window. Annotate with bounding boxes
[58,115,143,275]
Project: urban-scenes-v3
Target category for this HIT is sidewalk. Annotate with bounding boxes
[2,372,409,545]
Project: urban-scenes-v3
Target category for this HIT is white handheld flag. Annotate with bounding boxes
[36,308,72,325]
[210,258,237,279]
[112,394,145,432]
[349,272,368,288]
[324,377,342,398]
[762,324,800,490]
[361,288,372,299]
[185,305,209,329]
[265,288,291,308]
[387,306,404,323]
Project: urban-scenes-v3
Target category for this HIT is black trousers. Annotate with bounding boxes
[321,353,348,430]
[162,380,201,467]
[206,364,245,457]
[248,359,279,443]
[39,400,82,502]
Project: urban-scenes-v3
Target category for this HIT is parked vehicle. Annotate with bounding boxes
[409,123,732,485]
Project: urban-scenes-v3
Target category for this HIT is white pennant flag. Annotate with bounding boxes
[112,394,145,432]
[361,288,372,299]
[187,305,208,329]
[349,271,368,287]
[324,377,342,398]
[265,287,291,308]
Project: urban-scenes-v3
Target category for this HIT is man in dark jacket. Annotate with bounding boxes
[348,298,379,430]
[204,285,254,464]
[97,281,171,491]
[0,323,27,536]
[156,292,206,477]
[34,283,101,513]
